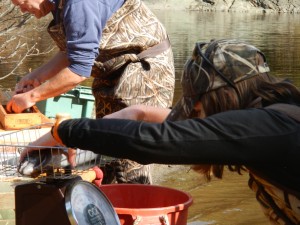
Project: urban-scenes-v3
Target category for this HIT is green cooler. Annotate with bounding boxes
[36,86,95,119]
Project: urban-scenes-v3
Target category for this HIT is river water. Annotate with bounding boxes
[1,9,300,225]
[153,10,300,225]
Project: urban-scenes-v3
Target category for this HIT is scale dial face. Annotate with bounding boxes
[65,181,120,225]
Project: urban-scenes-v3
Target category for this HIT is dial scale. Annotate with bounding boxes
[15,176,120,225]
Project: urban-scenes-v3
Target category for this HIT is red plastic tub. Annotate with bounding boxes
[99,184,193,225]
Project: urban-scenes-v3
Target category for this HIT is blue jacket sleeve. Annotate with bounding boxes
[63,0,124,77]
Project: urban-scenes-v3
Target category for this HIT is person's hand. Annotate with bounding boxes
[19,129,55,162]
[68,148,77,167]
[6,73,41,113]
[6,92,35,113]
[19,146,77,170]
[15,76,41,94]
[18,127,77,167]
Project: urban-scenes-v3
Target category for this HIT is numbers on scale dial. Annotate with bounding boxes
[68,182,119,225]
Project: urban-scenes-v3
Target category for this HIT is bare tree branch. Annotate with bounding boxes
[0,0,56,85]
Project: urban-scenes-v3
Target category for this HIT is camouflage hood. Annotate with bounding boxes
[166,39,270,121]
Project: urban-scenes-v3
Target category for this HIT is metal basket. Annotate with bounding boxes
[0,123,103,181]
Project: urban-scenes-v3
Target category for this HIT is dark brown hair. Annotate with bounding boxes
[193,72,300,180]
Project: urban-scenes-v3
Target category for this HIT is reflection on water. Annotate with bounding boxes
[153,10,300,101]
[1,10,300,224]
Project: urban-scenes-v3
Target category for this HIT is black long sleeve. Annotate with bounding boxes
[57,108,300,166]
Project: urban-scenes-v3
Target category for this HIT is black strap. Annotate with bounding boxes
[137,37,171,59]
[94,37,171,76]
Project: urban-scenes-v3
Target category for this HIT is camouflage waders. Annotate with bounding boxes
[249,173,300,225]
[48,0,175,184]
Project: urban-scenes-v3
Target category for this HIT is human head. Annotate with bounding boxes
[11,0,54,18]
[166,39,270,121]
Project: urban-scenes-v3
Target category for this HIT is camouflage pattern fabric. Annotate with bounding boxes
[249,173,300,225]
[48,0,175,184]
[100,159,152,184]
[166,39,269,121]
[92,0,175,117]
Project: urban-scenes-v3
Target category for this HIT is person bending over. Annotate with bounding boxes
[9,0,176,184]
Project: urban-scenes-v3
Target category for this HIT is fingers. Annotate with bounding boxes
[6,92,35,113]
[6,98,23,113]
[68,148,77,167]
[19,148,30,162]
[5,100,13,113]
[15,84,34,94]
[15,81,27,94]
[23,85,35,92]
[6,100,15,113]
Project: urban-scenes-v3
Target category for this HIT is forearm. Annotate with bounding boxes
[30,52,69,83]
[26,67,86,102]
[136,105,171,122]
[104,105,171,122]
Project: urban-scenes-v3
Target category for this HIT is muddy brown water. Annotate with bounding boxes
[153,165,268,224]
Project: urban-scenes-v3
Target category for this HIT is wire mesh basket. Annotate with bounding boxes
[0,123,103,181]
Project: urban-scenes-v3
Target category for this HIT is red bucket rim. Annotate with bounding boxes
[98,184,193,215]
